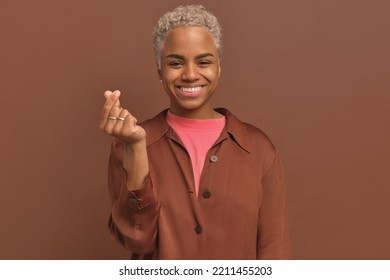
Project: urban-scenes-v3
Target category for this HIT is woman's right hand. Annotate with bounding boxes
[99,90,146,145]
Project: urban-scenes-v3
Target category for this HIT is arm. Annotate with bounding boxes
[100,90,159,254]
[257,152,291,259]
[99,90,148,190]
[107,140,159,254]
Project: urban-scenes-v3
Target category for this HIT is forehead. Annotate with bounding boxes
[162,26,218,56]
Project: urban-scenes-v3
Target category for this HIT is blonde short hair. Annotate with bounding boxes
[153,5,223,66]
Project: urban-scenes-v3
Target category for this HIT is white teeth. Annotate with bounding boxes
[180,86,202,92]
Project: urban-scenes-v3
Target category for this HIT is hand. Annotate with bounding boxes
[99,90,146,144]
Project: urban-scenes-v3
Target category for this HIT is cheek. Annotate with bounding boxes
[206,69,220,84]
[162,69,179,83]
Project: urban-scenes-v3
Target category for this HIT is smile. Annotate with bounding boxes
[180,86,203,92]
[176,85,205,97]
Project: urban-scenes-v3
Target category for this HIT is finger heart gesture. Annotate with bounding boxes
[100,90,146,144]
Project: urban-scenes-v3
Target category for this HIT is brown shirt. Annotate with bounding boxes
[108,108,291,259]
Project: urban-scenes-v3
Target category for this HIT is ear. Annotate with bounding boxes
[218,65,221,78]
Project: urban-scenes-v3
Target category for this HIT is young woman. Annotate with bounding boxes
[100,5,291,260]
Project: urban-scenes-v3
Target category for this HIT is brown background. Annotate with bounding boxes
[1,0,389,259]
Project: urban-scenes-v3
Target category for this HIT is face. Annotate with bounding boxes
[158,26,221,119]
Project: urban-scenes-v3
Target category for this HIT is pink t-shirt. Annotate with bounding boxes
[166,111,226,196]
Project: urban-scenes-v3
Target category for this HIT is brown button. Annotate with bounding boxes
[203,191,211,199]
[210,155,218,163]
[195,225,202,234]
[129,197,138,204]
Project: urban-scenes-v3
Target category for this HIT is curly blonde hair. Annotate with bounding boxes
[153,5,223,66]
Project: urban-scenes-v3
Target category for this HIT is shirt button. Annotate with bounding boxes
[195,225,202,234]
[203,191,211,199]
[129,197,138,204]
[210,155,218,163]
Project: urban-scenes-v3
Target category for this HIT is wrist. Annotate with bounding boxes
[123,139,146,151]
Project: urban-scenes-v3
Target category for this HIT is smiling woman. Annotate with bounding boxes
[159,26,221,119]
[100,5,291,260]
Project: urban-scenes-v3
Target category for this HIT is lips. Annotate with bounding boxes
[176,85,205,97]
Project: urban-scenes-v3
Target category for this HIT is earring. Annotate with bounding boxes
[160,80,163,83]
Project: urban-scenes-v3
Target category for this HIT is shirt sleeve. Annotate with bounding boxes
[257,151,291,259]
[107,140,160,255]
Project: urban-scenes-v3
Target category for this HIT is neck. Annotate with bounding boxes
[169,104,223,119]
[169,108,223,119]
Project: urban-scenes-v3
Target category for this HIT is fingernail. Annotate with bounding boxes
[114,90,120,97]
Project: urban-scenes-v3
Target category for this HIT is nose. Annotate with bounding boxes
[181,63,200,82]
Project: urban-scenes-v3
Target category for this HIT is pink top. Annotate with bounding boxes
[166,111,226,196]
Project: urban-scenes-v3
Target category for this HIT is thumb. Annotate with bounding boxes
[113,90,121,107]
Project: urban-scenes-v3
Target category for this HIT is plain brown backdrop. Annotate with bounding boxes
[1,0,389,259]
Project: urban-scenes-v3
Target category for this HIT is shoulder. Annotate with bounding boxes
[245,122,275,149]
[236,118,282,175]
[242,122,279,171]
[219,108,277,156]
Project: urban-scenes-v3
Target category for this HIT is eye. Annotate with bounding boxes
[198,60,211,67]
[168,61,183,68]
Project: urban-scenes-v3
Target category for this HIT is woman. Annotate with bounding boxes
[100,5,291,260]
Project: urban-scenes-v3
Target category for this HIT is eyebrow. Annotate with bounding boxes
[165,53,214,60]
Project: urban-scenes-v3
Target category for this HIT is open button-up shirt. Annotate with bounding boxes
[108,108,291,259]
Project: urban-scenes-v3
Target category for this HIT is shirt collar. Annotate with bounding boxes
[142,108,251,153]
[215,108,251,153]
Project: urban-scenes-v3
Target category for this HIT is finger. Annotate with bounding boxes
[103,90,113,99]
[109,90,121,110]
[103,106,122,134]
[112,109,130,135]
[113,90,121,107]
[100,90,121,130]
[121,113,139,137]
[102,90,121,109]
[104,89,121,100]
